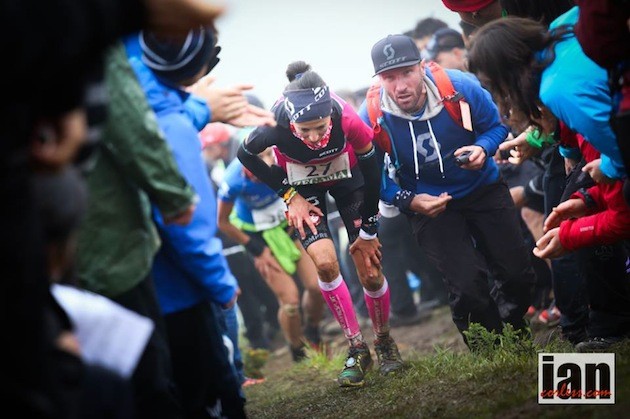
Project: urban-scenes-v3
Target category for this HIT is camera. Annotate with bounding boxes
[455,150,472,166]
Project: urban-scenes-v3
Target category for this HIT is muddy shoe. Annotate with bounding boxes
[374,336,404,375]
[337,343,373,387]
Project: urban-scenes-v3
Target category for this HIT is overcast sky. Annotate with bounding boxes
[212,0,461,108]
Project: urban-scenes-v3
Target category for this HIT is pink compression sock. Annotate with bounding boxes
[318,275,361,340]
[364,279,391,336]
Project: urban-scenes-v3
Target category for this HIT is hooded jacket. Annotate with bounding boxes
[126,37,238,314]
[359,67,508,206]
[76,44,195,298]
[540,6,625,180]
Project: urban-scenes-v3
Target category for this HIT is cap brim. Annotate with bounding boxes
[374,59,421,76]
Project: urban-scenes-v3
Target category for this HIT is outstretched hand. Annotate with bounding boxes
[498,130,538,165]
[543,198,587,232]
[533,227,567,259]
[146,0,225,36]
[188,75,276,127]
[582,159,615,184]
[228,104,276,128]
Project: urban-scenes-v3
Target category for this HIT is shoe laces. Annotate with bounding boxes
[344,344,368,368]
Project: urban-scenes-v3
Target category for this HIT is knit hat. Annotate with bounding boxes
[371,34,422,75]
[283,86,332,123]
[140,26,217,84]
[424,28,466,60]
[442,0,496,12]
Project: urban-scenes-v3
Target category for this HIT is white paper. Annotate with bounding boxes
[51,284,154,378]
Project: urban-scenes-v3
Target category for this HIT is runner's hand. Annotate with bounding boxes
[286,194,323,240]
[409,192,451,217]
[349,237,382,279]
[253,247,283,278]
[454,145,486,170]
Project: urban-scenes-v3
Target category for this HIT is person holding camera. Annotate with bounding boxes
[360,34,536,346]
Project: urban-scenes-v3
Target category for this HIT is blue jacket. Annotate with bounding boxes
[359,67,508,205]
[540,6,625,179]
[125,36,238,314]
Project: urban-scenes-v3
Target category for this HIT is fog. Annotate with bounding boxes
[213,0,460,108]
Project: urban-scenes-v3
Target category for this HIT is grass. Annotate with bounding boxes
[243,323,630,418]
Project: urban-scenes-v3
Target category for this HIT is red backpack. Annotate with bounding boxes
[366,61,467,155]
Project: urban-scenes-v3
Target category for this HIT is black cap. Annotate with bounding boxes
[371,34,422,75]
[140,26,217,84]
[423,28,465,60]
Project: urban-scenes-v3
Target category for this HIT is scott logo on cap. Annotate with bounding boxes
[383,44,395,60]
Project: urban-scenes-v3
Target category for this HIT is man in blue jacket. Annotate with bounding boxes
[360,34,535,344]
[125,27,259,418]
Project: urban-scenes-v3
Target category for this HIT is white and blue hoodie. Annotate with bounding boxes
[125,35,238,315]
[359,67,508,210]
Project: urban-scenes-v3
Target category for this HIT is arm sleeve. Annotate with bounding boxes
[356,147,380,232]
[237,129,290,196]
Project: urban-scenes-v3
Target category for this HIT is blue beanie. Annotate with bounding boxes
[140,26,216,84]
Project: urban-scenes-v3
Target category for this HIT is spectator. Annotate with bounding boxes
[411,17,449,52]
[131,25,276,417]
[423,28,468,71]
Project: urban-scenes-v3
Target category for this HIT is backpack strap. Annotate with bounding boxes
[366,82,392,155]
[426,61,464,128]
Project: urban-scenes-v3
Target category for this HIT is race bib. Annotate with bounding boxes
[251,199,287,230]
[286,152,352,185]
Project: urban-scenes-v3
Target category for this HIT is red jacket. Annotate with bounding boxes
[557,124,630,250]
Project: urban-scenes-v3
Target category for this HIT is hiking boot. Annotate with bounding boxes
[374,336,404,375]
[337,343,373,387]
[575,336,626,353]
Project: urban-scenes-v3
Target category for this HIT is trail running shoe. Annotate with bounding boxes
[374,336,404,375]
[524,305,536,319]
[337,343,373,387]
[537,306,561,327]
